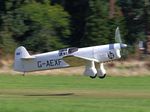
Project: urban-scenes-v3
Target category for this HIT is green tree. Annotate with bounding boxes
[0,0,70,53]
[0,0,21,54]
[53,0,126,46]
[63,0,88,47]
[144,0,150,35]
[81,0,110,47]
[119,0,146,44]
[13,2,70,52]
[107,1,127,43]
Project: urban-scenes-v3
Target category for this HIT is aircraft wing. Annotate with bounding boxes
[63,55,99,67]
[73,55,99,62]
[59,47,99,66]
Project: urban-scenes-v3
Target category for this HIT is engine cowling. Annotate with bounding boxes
[97,63,106,79]
[84,61,97,78]
[94,49,121,62]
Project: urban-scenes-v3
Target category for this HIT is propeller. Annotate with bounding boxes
[115,27,122,43]
[115,27,128,58]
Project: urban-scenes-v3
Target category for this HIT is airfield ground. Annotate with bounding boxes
[0,59,150,76]
[0,75,150,112]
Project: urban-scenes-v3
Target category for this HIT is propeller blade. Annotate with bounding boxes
[115,27,122,43]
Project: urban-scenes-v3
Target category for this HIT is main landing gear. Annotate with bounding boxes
[90,74,106,79]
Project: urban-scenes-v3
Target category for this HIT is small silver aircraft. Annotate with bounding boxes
[14,27,127,79]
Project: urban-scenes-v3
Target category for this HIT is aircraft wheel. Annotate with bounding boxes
[98,74,106,79]
[90,74,97,79]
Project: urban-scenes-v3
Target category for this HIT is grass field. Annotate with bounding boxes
[0,74,150,112]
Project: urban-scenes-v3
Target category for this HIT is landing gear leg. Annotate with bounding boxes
[97,63,106,79]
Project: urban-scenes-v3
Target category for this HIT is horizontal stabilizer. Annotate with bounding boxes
[21,56,36,60]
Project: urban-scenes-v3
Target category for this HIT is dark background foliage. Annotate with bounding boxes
[0,0,149,54]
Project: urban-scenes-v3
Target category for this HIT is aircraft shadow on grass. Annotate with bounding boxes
[24,93,74,97]
[0,91,74,97]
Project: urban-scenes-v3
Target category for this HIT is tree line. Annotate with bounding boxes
[0,0,149,54]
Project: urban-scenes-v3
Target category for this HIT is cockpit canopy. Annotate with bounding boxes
[59,47,78,57]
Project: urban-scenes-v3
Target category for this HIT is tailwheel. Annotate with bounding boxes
[90,74,97,79]
[98,74,106,79]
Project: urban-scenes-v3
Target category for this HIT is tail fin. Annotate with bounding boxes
[15,46,30,59]
[14,46,30,72]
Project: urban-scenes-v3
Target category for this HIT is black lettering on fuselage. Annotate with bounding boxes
[37,61,42,68]
[108,51,114,59]
[54,59,61,66]
[46,60,51,67]
[37,59,62,68]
